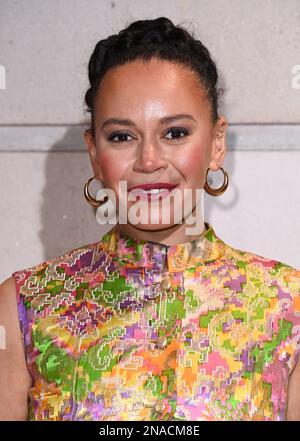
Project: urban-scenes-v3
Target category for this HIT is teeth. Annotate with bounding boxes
[146,189,164,194]
[147,188,161,194]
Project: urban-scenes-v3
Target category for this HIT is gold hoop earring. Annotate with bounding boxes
[204,167,229,196]
[84,176,109,207]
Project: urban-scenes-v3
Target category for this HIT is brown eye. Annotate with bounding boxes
[107,132,134,144]
[164,127,190,141]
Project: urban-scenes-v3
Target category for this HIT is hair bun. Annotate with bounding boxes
[115,17,190,50]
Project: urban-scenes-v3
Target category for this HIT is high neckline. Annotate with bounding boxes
[100,221,226,272]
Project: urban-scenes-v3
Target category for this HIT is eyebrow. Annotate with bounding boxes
[101,113,197,129]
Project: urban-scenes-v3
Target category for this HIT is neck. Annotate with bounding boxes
[117,207,206,246]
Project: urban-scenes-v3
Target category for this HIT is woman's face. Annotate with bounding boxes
[85,58,227,234]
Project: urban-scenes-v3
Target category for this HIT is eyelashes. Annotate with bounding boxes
[107,127,191,144]
[107,132,131,144]
[165,127,190,141]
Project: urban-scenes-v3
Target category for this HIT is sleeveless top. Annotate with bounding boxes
[12,221,300,421]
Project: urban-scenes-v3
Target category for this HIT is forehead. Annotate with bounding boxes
[94,58,210,120]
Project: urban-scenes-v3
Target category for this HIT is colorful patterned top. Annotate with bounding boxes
[12,221,300,421]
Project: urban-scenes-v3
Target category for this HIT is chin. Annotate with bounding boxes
[131,221,178,232]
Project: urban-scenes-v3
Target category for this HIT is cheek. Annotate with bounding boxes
[176,144,207,182]
[98,151,126,187]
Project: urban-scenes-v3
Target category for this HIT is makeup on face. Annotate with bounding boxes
[89,58,224,235]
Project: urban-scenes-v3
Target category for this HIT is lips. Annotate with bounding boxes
[128,183,178,191]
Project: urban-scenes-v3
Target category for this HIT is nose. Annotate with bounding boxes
[133,141,168,173]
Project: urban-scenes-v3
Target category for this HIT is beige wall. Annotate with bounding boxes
[0,0,300,281]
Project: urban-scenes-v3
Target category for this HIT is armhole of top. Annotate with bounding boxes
[290,332,300,376]
[11,270,35,384]
[289,274,300,376]
[291,349,300,374]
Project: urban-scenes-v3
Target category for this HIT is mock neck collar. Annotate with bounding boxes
[100,221,226,272]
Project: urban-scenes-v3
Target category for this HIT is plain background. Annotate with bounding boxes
[0,0,299,282]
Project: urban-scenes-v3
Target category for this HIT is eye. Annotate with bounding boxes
[164,127,190,141]
[107,132,134,144]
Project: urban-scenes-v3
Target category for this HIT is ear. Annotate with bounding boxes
[84,129,103,180]
[209,116,228,171]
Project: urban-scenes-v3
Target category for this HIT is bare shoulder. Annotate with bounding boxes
[1,275,21,312]
[0,276,22,342]
[0,276,32,420]
[286,356,300,420]
[0,276,24,338]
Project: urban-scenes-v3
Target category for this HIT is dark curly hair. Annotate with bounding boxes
[84,17,224,139]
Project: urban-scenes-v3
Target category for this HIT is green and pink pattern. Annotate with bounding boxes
[12,222,300,420]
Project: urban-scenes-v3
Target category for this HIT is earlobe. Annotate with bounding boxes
[84,129,96,160]
[216,117,228,139]
[209,122,227,170]
[84,129,94,151]
[84,130,103,180]
[216,118,228,149]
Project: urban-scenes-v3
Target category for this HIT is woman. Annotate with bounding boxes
[1,17,299,421]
